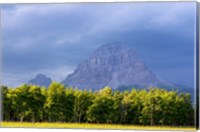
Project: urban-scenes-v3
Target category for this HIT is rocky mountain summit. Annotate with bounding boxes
[62,43,175,90]
[28,73,52,88]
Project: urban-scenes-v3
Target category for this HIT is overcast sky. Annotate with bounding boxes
[1,2,197,87]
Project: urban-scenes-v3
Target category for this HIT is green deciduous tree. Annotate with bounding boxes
[73,90,93,122]
[87,87,117,123]
[44,82,66,122]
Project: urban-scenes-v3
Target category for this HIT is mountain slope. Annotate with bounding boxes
[62,43,176,90]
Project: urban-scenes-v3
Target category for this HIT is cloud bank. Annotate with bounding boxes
[2,2,197,87]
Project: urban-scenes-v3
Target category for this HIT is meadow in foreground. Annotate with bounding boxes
[1,122,196,131]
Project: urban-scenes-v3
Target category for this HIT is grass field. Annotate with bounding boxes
[1,122,196,131]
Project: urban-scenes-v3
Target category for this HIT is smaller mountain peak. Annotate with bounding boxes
[36,73,46,78]
[28,73,52,88]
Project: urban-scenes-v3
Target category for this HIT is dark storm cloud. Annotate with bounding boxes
[1,2,197,87]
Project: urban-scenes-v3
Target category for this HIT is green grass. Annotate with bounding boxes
[1,122,196,131]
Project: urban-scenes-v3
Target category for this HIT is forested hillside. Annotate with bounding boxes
[2,82,194,126]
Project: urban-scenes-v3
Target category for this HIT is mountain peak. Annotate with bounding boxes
[62,43,162,90]
[92,42,135,57]
[97,42,128,51]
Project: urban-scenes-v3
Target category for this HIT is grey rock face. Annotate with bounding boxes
[28,73,52,88]
[62,43,164,90]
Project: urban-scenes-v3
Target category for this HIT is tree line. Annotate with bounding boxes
[2,82,194,126]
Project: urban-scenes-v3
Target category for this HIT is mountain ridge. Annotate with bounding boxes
[27,43,193,97]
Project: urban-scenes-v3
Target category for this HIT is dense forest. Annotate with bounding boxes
[1,82,194,126]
